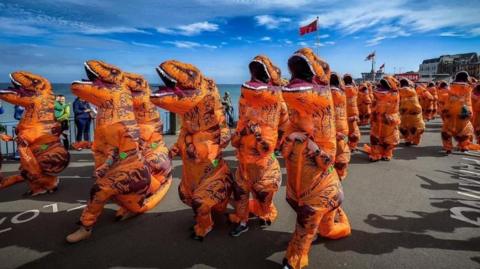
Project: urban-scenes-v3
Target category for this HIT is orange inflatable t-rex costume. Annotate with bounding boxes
[398,78,425,146]
[437,81,450,122]
[228,55,289,235]
[441,71,480,153]
[358,82,372,126]
[151,60,232,241]
[364,76,400,161]
[426,82,438,120]
[66,61,168,243]
[281,48,350,269]
[330,73,351,180]
[472,83,480,143]
[343,74,360,150]
[123,72,173,213]
[442,71,480,154]
[416,83,434,121]
[0,72,69,196]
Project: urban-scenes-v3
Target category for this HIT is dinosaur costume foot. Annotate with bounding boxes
[66,227,92,243]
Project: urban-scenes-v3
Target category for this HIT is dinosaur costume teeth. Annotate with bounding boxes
[228,55,289,227]
[281,48,350,269]
[0,71,69,195]
[399,78,425,145]
[151,59,232,239]
[68,60,169,240]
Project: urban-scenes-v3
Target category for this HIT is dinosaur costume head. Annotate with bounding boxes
[241,55,283,105]
[0,71,52,101]
[151,60,208,114]
[124,72,149,93]
[283,48,332,120]
[343,74,355,86]
[71,60,125,106]
[378,75,399,92]
[399,78,413,88]
[287,47,330,85]
[330,72,344,90]
[438,80,449,90]
[359,83,369,93]
[248,55,282,85]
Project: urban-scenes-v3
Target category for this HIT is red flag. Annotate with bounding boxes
[365,51,375,61]
[379,63,385,69]
[300,19,318,36]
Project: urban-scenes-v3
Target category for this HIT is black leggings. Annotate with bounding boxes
[75,118,91,142]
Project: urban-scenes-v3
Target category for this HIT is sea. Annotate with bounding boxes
[0,83,242,124]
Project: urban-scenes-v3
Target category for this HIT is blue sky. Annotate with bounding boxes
[0,0,479,83]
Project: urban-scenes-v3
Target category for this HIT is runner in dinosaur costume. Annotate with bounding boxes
[416,83,434,121]
[150,60,232,241]
[358,82,372,126]
[398,78,425,146]
[123,72,173,214]
[472,83,480,144]
[440,71,480,153]
[281,48,350,269]
[364,76,400,161]
[437,81,450,122]
[426,82,438,120]
[228,55,289,236]
[66,61,168,243]
[330,73,350,180]
[0,72,69,196]
[0,128,13,184]
[343,74,360,150]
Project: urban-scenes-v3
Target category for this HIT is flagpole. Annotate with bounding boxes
[372,51,376,82]
[315,16,319,56]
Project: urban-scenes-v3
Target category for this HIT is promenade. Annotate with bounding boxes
[0,119,479,269]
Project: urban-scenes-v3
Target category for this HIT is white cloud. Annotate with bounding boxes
[260,36,271,41]
[439,32,464,37]
[314,41,335,47]
[131,41,161,48]
[297,41,308,46]
[255,15,291,29]
[157,21,219,36]
[163,41,217,49]
[80,26,148,35]
[318,34,329,38]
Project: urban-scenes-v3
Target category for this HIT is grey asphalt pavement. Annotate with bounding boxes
[0,119,479,269]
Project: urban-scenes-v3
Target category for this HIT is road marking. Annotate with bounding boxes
[11,210,40,224]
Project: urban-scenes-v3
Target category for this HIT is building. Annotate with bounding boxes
[419,52,480,81]
[394,71,419,82]
[361,70,384,82]
[419,57,440,79]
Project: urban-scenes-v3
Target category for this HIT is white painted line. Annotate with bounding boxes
[66,205,86,212]
[457,191,480,200]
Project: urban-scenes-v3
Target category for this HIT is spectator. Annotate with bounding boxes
[13,105,24,121]
[72,97,93,150]
[221,91,235,127]
[54,95,71,150]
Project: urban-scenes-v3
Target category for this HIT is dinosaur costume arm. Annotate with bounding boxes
[277,100,290,148]
[0,92,32,107]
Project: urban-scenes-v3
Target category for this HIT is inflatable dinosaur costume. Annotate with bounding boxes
[426,82,438,120]
[329,73,350,180]
[0,72,69,196]
[364,76,400,161]
[151,60,232,241]
[343,74,360,151]
[281,48,350,269]
[358,82,372,126]
[416,83,434,121]
[66,61,168,243]
[472,83,480,144]
[441,71,480,153]
[228,55,289,236]
[398,78,425,146]
[437,81,450,122]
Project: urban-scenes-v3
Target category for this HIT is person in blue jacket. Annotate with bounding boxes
[72,97,93,150]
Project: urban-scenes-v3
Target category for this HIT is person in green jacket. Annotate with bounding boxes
[54,95,71,150]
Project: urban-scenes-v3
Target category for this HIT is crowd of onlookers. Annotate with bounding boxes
[0,95,96,153]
